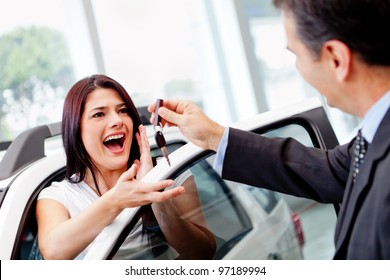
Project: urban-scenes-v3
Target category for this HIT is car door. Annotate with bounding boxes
[0,122,188,260]
[84,97,340,260]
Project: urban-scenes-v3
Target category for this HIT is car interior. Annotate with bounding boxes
[13,168,66,259]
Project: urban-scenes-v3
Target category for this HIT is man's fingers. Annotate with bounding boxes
[158,107,183,127]
[148,99,186,127]
[147,102,156,113]
[148,99,180,113]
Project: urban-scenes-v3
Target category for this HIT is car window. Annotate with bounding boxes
[111,152,253,260]
[245,188,281,214]
[263,124,314,147]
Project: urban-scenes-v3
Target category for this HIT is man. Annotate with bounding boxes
[148,0,390,259]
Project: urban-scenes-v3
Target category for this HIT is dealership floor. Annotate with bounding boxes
[283,195,337,260]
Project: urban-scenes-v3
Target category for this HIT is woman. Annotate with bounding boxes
[36,75,186,259]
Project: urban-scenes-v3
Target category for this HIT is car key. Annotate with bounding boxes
[155,130,171,166]
[154,99,171,166]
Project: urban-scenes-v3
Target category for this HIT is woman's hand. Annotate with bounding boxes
[108,163,185,210]
[134,124,153,180]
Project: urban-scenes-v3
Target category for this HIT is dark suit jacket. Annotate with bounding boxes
[222,108,390,259]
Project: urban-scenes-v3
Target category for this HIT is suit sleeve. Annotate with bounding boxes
[221,127,352,203]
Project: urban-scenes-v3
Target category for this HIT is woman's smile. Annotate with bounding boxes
[103,133,126,153]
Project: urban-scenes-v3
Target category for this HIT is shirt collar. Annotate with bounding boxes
[361,89,390,143]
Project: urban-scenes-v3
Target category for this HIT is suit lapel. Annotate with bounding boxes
[335,108,390,256]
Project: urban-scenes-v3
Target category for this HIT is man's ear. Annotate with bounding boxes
[322,40,352,81]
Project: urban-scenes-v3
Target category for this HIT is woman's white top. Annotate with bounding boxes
[38,179,149,259]
[37,171,190,259]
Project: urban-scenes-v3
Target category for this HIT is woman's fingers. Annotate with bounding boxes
[116,164,185,206]
[136,125,150,153]
[146,186,185,203]
[135,125,153,179]
[117,163,138,183]
[138,183,185,204]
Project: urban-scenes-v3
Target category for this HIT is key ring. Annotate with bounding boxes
[153,123,163,133]
[152,98,171,166]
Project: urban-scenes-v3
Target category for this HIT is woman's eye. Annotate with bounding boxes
[92,112,104,118]
[119,108,129,114]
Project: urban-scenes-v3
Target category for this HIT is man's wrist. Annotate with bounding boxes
[209,124,225,151]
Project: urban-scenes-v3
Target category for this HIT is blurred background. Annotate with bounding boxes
[2,0,357,259]
[0,0,361,148]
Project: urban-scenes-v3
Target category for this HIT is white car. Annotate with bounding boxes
[0,98,339,260]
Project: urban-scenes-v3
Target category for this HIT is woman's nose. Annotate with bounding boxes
[109,113,123,128]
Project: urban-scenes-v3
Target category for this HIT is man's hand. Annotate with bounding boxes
[148,99,225,151]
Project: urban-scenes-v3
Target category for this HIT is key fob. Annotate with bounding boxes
[155,131,166,148]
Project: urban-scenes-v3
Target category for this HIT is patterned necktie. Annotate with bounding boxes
[352,129,368,183]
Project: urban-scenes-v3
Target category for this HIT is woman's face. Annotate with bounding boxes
[80,88,134,173]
